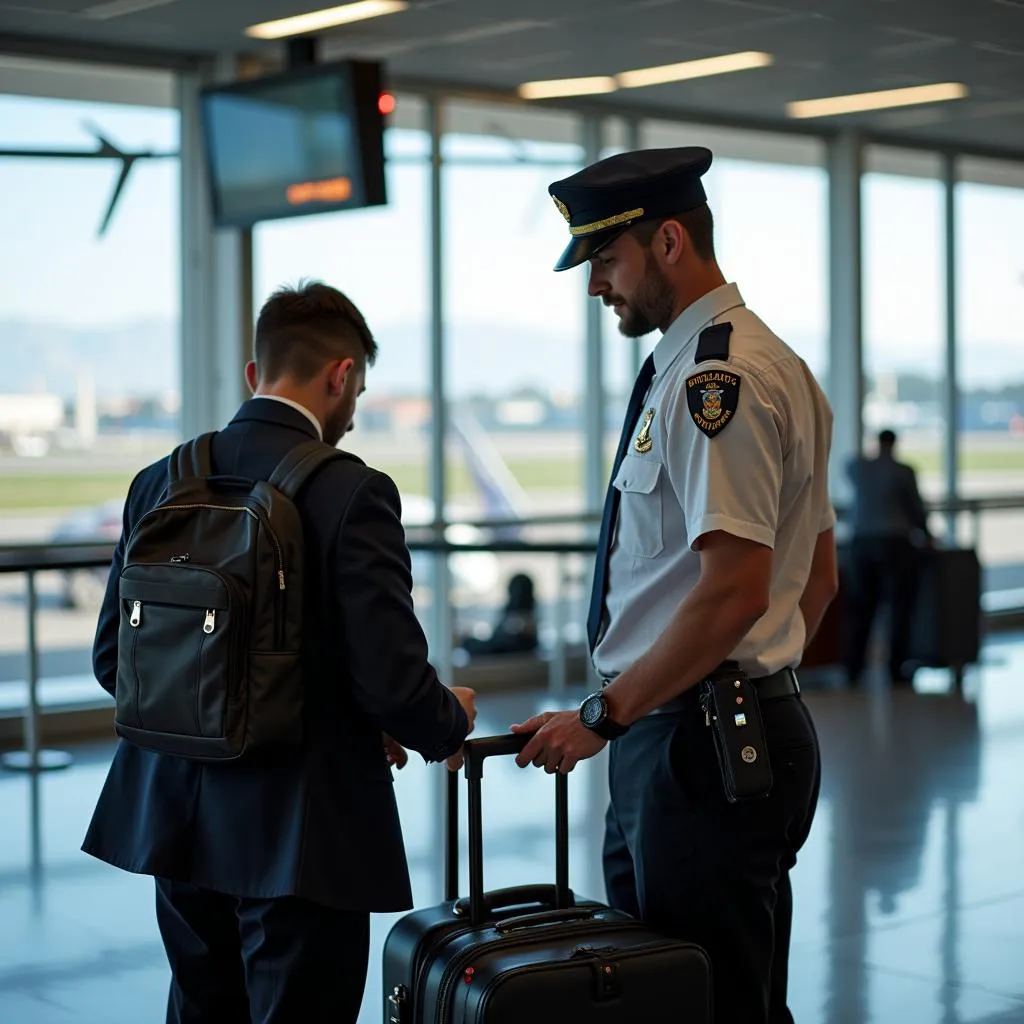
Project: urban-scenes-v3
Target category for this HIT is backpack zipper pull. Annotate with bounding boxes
[130,600,142,627]
[278,570,286,591]
[203,609,216,634]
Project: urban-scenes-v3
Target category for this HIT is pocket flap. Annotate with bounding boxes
[120,566,228,609]
[613,457,661,495]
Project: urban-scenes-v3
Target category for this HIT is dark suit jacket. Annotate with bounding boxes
[846,453,930,540]
[82,398,468,912]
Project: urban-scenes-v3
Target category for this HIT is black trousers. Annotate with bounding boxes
[155,879,370,1024]
[603,692,820,1024]
[843,535,919,683]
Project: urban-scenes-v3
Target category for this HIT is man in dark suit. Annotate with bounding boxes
[82,281,477,1024]
[844,428,932,686]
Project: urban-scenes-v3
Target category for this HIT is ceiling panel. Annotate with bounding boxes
[0,0,1021,156]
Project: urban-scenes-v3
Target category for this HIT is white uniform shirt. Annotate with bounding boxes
[593,283,835,680]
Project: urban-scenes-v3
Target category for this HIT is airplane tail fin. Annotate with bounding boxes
[448,407,530,540]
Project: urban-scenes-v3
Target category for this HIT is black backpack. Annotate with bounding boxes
[113,432,355,761]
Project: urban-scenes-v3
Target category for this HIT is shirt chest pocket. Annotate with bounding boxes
[613,456,665,559]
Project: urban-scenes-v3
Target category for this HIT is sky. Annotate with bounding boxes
[1,92,1023,397]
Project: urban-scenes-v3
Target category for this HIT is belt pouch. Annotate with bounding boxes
[699,669,773,802]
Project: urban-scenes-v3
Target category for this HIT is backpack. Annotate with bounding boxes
[113,431,355,761]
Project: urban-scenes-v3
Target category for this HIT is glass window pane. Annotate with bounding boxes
[0,79,179,540]
[632,121,828,381]
[441,100,585,518]
[0,63,179,697]
[440,100,585,644]
[863,147,946,502]
[253,99,430,504]
[955,158,1024,587]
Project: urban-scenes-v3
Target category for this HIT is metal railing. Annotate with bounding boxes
[2,491,1023,773]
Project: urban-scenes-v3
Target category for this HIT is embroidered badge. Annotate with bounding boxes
[634,408,654,453]
[685,369,740,438]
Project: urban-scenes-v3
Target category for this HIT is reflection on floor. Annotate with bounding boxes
[2,639,1024,1023]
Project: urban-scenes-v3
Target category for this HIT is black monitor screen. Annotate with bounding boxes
[200,60,387,228]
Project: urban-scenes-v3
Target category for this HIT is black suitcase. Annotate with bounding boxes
[382,733,712,1024]
[907,546,982,673]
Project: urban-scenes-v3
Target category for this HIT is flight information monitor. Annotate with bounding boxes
[200,59,387,228]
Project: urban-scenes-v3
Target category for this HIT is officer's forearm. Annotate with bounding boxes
[604,579,767,727]
[799,582,834,648]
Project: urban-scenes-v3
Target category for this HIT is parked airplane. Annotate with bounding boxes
[0,122,177,236]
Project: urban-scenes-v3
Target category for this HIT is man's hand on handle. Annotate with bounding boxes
[446,685,477,772]
[510,711,607,774]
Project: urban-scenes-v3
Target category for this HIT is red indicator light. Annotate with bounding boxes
[379,92,396,115]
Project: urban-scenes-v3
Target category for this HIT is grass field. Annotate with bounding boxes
[0,459,586,513]
[0,446,1021,513]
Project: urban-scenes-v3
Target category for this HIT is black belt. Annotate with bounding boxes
[640,666,800,717]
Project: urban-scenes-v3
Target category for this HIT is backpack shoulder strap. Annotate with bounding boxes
[268,441,361,500]
[169,432,215,483]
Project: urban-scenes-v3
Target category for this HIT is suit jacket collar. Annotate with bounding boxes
[229,397,321,440]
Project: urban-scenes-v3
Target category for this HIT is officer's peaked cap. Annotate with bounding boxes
[547,146,713,272]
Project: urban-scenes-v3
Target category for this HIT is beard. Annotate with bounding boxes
[611,251,676,338]
[323,401,354,447]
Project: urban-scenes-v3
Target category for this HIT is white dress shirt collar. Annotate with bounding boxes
[252,395,323,441]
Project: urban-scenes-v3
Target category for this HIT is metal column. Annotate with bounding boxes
[178,58,252,439]
[426,97,454,686]
[826,132,865,507]
[582,116,605,514]
[942,154,959,543]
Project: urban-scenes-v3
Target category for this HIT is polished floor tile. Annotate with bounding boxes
[3,642,1024,1023]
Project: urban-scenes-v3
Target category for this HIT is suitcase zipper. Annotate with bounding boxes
[470,939,691,1023]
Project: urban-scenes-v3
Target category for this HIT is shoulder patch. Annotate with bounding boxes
[686,367,741,438]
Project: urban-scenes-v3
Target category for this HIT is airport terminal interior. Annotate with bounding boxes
[1,1,1024,1021]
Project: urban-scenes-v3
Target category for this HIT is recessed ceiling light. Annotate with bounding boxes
[517,76,619,100]
[245,0,408,41]
[616,51,773,89]
[787,82,969,118]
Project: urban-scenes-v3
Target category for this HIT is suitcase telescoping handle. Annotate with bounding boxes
[444,732,572,927]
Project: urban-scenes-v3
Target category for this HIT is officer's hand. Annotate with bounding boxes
[450,686,477,735]
[510,710,606,774]
[382,733,408,770]
[445,747,465,773]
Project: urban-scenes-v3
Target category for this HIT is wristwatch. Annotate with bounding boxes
[579,692,629,741]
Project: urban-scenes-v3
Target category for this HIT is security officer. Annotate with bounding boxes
[844,428,932,686]
[513,148,839,1023]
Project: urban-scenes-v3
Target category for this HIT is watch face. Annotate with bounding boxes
[580,694,605,727]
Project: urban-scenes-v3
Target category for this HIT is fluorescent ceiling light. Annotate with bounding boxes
[245,0,408,40]
[519,51,773,101]
[616,51,773,89]
[787,82,968,118]
[518,76,618,100]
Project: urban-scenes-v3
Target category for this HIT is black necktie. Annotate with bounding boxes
[587,353,656,652]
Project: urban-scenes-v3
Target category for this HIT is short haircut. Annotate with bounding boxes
[254,279,378,384]
[630,203,716,262]
[878,429,897,447]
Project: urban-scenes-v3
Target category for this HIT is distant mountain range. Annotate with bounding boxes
[2,317,1021,401]
[0,318,179,399]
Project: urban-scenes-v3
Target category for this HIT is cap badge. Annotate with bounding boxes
[552,196,571,223]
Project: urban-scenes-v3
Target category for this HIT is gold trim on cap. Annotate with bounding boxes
[570,207,645,237]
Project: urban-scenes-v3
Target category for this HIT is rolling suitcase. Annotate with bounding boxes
[382,733,712,1024]
[907,545,982,674]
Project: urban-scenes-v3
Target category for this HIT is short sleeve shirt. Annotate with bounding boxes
[593,283,835,680]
